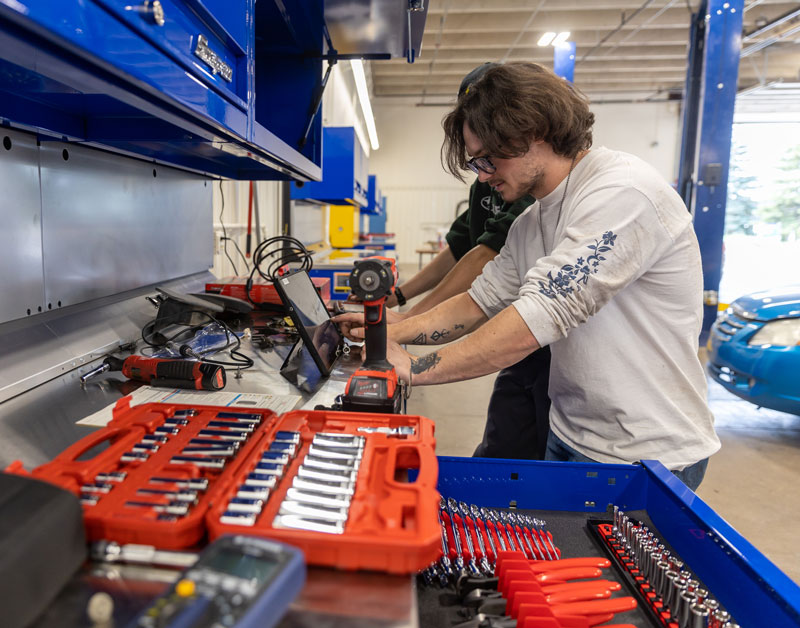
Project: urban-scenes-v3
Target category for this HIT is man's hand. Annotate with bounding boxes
[332,308,407,342]
[387,339,412,384]
[331,312,365,341]
[387,309,407,323]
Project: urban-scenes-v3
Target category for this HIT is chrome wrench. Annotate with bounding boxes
[490,509,517,552]
[508,512,537,560]
[441,497,467,578]
[448,498,481,576]
[460,501,491,574]
[472,504,499,568]
[536,517,559,559]
[525,515,554,560]
[481,507,507,552]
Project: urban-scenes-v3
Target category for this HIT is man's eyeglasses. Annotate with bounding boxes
[466,156,496,175]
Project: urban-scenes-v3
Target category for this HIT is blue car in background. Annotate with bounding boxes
[708,286,800,415]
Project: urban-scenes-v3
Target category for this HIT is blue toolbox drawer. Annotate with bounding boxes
[94,0,248,110]
[0,0,249,140]
[435,456,800,627]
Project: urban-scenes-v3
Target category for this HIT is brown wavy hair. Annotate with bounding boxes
[442,62,595,181]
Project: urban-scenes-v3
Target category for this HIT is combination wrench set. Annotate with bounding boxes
[422,496,562,587]
[217,430,364,533]
[14,399,442,573]
[206,409,441,573]
[587,507,739,628]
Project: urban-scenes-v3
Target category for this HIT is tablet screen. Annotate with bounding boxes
[275,271,342,376]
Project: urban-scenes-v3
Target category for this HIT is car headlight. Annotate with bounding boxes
[748,318,800,346]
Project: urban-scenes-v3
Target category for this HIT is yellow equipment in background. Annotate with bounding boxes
[329,205,360,248]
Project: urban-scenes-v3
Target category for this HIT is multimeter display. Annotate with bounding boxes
[203,547,278,583]
[130,535,305,628]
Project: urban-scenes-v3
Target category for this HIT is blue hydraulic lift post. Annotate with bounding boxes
[680,0,744,344]
[553,41,576,83]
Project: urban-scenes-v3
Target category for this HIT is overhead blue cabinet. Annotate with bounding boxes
[361,174,383,215]
[368,197,387,234]
[0,0,324,180]
[0,1,428,180]
[291,126,368,207]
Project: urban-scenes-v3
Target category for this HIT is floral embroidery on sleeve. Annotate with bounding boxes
[538,231,617,299]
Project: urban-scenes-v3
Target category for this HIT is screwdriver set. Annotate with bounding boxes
[588,507,739,628]
[430,547,640,628]
[11,398,441,573]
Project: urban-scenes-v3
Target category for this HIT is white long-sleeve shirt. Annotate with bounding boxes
[468,147,720,470]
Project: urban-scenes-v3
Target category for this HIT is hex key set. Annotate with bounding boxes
[11,398,441,573]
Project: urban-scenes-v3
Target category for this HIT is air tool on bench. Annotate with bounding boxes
[341,257,403,414]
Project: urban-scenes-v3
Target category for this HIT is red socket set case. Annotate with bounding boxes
[10,397,441,574]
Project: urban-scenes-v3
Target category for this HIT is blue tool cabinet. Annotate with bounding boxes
[362,174,383,215]
[0,0,324,180]
[0,1,428,180]
[437,456,800,628]
[291,126,369,206]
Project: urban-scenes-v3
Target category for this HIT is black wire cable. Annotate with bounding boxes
[221,236,249,273]
[245,235,314,307]
[178,310,254,371]
[140,309,254,371]
[218,180,240,276]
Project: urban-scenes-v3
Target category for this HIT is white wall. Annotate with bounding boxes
[368,97,682,264]
[369,101,471,263]
[210,180,282,279]
[591,101,682,184]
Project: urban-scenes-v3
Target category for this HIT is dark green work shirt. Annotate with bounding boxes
[445,181,535,260]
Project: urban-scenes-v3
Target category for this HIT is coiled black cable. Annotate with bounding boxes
[245,235,313,307]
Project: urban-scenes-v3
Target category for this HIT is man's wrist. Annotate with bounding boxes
[394,286,407,306]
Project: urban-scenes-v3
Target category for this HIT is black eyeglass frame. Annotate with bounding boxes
[466,156,496,175]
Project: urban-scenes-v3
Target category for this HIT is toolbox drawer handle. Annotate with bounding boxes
[136,0,166,27]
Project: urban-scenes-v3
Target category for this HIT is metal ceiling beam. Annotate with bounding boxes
[425,0,794,13]
[421,30,691,46]
[374,63,690,76]
[381,44,692,58]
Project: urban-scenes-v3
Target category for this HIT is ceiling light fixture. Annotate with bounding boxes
[537,32,556,46]
[350,59,379,151]
[552,31,571,46]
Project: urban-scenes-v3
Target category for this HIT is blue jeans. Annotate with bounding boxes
[545,431,709,491]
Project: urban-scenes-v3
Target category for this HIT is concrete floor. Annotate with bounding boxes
[401,314,800,586]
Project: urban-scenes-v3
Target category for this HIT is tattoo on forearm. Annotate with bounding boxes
[454,324,464,330]
[411,352,441,375]
[412,332,427,344]
[429,329,450,342]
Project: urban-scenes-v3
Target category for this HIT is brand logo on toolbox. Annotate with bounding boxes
[194,34,233,83]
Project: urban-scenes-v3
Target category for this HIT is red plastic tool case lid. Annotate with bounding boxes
[17,398,441,574]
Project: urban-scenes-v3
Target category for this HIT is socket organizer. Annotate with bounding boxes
[12,397,272,548]
[10,399,441,573]
[206,409,441,574]
[588,507,739,628]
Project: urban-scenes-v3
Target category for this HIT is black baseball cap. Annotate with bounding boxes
[458,62,500,97]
